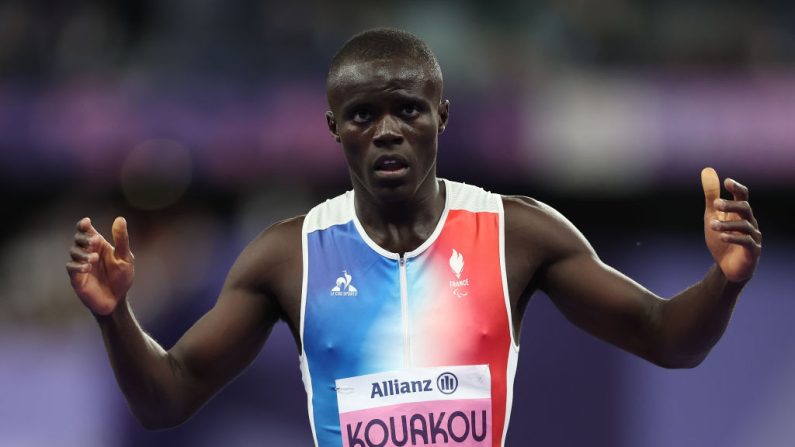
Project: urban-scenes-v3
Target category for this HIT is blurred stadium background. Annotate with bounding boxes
[1,1,793,446]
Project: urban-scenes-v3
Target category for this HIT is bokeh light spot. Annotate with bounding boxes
[121,139,192,210]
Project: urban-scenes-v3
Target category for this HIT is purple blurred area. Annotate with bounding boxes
[1,1,793,446]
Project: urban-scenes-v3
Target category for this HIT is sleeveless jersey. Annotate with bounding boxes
[299,179,519,447]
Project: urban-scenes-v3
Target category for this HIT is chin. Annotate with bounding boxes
[368,177,418,203]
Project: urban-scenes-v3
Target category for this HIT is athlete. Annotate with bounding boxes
[66,29,761,447]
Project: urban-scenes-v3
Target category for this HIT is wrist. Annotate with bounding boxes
[709,264,748,293]
[93,296,130,324]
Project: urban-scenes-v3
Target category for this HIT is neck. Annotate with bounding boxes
[353,176,446,255]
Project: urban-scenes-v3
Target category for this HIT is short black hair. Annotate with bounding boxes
[327,28,442,86]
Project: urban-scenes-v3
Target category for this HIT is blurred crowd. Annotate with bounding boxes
[2,0,793,81]
[1,2,794,446]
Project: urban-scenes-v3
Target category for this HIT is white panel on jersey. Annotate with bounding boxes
[303,191,354,233]
[444,179,501,213]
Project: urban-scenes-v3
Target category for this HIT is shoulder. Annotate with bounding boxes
[227,215,305,292]
[501,194,593,260]
[245,215,305,264]
[501,194,573,237]
[259,214,305,244]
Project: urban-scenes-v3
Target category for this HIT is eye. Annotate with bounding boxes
[400,104,421,118]
[352,109,372,124]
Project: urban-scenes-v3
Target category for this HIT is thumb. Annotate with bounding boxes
[701,167,721,214]
[111,216,133,261]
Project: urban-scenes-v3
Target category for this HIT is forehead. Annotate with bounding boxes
[327,59,440,108]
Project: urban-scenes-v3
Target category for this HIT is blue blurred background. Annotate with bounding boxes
[1,1,793,446]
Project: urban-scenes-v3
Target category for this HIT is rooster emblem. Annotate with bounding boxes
[449,249,464,279]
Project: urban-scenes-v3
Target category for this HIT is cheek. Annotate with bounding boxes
[407,119,439,148]
[340,136,370,171]
[340,128,369,152]
[342,145,363,166]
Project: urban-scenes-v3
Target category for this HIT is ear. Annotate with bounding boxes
[326,111,341,142]
[437,99,450,134]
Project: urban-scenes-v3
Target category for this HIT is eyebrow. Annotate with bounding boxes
[340,90,429,111]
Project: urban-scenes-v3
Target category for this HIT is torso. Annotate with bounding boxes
[291,180,526,447]
[256,181,557,447]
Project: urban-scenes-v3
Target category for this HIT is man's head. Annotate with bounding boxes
[325,28,449,203]
[326,28,443,102]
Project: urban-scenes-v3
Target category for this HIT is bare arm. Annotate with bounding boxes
[507,168,761,368]
[66,216,300,429]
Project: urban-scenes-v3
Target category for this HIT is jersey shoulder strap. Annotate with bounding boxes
[303,190,354,235]
[444,179,503,213]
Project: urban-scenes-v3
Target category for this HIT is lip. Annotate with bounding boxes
[373,154,410,180]
[373,154,409,169]
[373,154,409,172]
[374,166,410,180]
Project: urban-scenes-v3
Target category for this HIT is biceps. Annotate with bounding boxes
[541,253,662,350]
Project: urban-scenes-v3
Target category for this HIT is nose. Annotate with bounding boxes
[372,115,404,148]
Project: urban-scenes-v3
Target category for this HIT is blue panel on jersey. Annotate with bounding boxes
[303,220,402,446]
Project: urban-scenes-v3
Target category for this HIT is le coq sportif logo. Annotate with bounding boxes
[331,270,358,296]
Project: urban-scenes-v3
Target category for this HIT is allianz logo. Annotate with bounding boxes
[370,372,458,399]
[330,270,358,296]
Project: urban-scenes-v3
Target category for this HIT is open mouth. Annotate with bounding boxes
[374,155,409,178]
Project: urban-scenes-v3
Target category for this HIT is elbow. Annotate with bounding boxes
[140,420,184,432]
[647,343,710,369]
[128,390,193,430]
[131,355,196,430]
[652,353,706,369]
[135,408,190,431]
[139,417,172,431]
[643,301,714,369]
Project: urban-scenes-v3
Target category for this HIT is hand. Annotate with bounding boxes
[66,217,135,315]
[701,167,762,283]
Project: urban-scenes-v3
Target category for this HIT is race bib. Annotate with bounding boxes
[336,364,492,447]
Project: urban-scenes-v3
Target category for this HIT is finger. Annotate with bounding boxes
[112,217,133,262]
[76,217,99,236]
[715,199,757,225]
[701,167,721,213]
[725,178,749,201]
[709,219,762,242]
[66,261,92,274]
[718,232,762,250]
[74,232,98,249]
[70,246,99,263]
[75,217,108,251]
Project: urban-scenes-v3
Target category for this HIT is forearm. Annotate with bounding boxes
[655,264,746,368]
[95,299,192,429]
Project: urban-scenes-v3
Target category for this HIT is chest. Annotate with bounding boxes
[301,211,511,377]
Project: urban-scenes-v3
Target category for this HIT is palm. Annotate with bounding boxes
[704,210,755,281]
[67,217,135,316]
[701,168,761,283]
[72,243,133,313]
